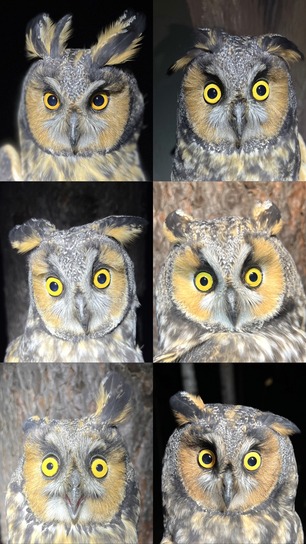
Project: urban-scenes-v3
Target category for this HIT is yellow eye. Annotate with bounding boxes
[41,456,59,477]
[44,92,60,110]
[46,277,63,297]
[244,267,263,288]
[91,92,109,111]
[243,451,261,471]
[198,449,216,469]
[194,271,214,292]
[93,268,111,289]
[91,457,108,479]
[252,80,270,101]
[203,83,222,104]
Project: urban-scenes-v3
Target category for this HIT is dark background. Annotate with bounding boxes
[0,182,153,362]
[154,363,306,543]
[0,0,153,179]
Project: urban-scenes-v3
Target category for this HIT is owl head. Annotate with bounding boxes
[9,215,147,341]
[162,391,300,519]
[171,28,303,150]
[156,201,306,353]
[19,11,145,157]
[6,371,139,535]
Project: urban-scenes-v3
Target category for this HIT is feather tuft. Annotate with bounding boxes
[91,10,145,67]
[25,13,72,59]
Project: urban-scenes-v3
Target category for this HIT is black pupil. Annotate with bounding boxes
[200,276,209,286]
[50,281,59,292]
[47,94,58,107]
[256,84,266,96]
[249,272,258,283]
[248,456,257,467]
[97,273,107,284]
[203,453,212,464]
[96,463,103,472]
[93,94,105,107]
[47,462,54,470]
[207,87,218,99]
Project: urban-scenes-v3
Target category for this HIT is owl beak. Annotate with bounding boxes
[65,470,85,522]
[230,101,247,145]
[69,112,80,153]
[225,287,239,327]
[222,468,234,508]
[75,293,90,334]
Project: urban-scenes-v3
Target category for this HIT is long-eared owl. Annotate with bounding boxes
[161,391,303,544]
[155,201,306,362]
[4,215,147,362]
[0,11,147,181]
[170,28,306,181]
[6,371,140,544]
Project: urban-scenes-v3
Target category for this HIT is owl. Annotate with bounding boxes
[0,11,147,181]
[4,215,147,362]
[6,371,140,544]
[170,28,306,181]
[161,391,303,544]
[155,201,306,362]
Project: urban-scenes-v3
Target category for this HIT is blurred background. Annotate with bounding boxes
[154,0,306,180]
[153,363,306,543]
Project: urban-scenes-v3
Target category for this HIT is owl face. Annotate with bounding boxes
[22,418,128,525]
[162,392,302,544]
[173,404,295,513]
[9,216,146,341]
[157,202,305,336]
[19,12,145,157]
[173,30,302,150]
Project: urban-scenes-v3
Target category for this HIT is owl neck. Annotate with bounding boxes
[18,305,143,362]
[18,129,145,181]
[172,110,300,181]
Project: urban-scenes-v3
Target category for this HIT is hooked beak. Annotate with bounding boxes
[230,101,247,146]
[74,293,90,334]
[225,287,239,327]
[222,468,234,509]
[69,112,80,153]
[65,469,84,523]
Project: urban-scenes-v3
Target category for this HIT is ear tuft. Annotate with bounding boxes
[94,371,132,426]
[170,28,223,72]
[9,218,56,254]
[23,416,50,434]
[163,209,194,243]
[91,10,145,68]
[261,412,300,436]
[25,13,72,59]
[93,215,147,246]
[170,392,205,426]
[252,201,283,236]
[259,34,304,64]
